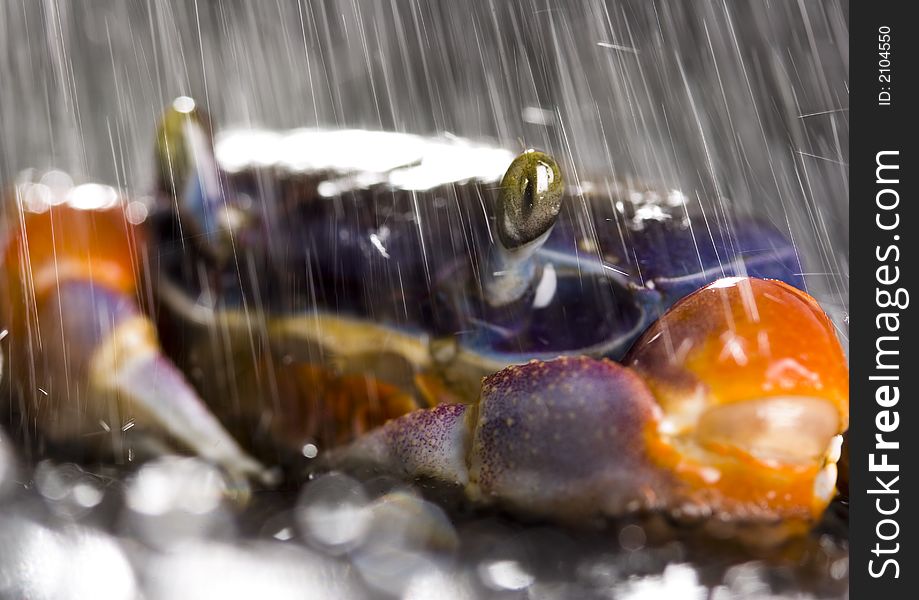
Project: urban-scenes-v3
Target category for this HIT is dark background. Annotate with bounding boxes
[849,1,915,597]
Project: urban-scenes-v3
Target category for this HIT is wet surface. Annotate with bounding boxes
[0,448,848,599]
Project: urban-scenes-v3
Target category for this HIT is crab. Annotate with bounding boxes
[0,97,847,535]
[332,277,847,539]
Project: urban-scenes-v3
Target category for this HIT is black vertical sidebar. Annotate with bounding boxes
[850,0,918,597]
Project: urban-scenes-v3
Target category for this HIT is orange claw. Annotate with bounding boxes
[625,276,848,525]
[5,199,140,299]
[2,182,268,483]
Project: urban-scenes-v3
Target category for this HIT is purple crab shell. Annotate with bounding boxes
[153,128,803,368]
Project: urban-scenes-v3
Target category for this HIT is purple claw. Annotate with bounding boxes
[332,357,671,522]
[468,357,666,520]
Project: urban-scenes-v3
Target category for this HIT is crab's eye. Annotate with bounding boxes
[497,150,563,249]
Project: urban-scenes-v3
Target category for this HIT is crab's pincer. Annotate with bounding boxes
[468,357,665,522]
[625,277,848,527]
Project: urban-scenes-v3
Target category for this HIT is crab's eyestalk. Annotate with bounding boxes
[625,277,849,526]
[483,150,563,307]
[156,96,214,195]
[156,97,247,262]
[156,96,216,196]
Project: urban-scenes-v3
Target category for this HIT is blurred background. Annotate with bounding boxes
[0,1,848,598]
[0,0,848,313]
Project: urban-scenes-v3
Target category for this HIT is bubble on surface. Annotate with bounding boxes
[351,489,459,595]
[34,462,105,518]
[123,456,234,548]
[126,456,225,516]
[301,443,319,459]
[296,472,371,555]
[618,524,647,552]
[362,490,459,554]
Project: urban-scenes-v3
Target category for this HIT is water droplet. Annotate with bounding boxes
[296,472,370,555]
[618,524,647,552]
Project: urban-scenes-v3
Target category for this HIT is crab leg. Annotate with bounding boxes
[330,277,848,534]
[2,193,268,483]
